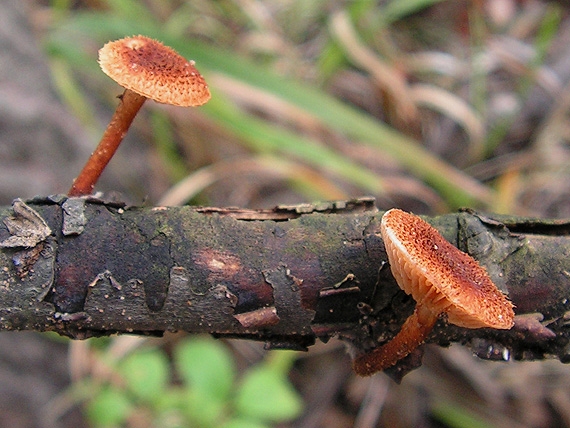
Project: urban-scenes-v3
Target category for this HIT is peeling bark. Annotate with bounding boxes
[1,196,570,370]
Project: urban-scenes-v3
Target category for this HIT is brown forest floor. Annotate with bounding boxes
[3,0,570,427]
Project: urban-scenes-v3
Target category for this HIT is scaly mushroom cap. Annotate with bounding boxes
[98,35,211,106]
[381,209,514,329]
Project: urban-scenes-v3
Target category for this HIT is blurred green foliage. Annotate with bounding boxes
[45,0,497,209]
[84,337,302,428]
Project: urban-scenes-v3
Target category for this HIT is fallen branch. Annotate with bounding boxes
[1,196,570,375]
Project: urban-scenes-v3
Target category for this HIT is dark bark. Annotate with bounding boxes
[1,195,570,370]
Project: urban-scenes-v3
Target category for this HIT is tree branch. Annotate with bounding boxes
[1,196,570,369]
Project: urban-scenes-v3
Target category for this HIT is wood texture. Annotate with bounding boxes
[1,196,570,369]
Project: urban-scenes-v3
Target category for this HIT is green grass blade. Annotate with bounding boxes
[203,93,385,194]
[47,11,494,207]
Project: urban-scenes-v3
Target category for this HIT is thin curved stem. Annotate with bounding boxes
[68,89,147,196]
[353,304,438,376]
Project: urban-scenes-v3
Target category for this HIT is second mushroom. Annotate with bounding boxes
[353,208,515,376]
[68,35,211,197]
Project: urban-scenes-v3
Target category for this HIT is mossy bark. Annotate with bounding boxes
[1,196,569,367]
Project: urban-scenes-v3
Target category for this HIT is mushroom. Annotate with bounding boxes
[353,208,514,376]
[68,35,210,197]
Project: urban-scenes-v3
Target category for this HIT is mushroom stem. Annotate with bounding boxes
[68,89,147,196]
[353,304,438,376]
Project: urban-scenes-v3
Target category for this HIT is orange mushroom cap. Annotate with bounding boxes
[381,209,514,329]
[98,35,211,107]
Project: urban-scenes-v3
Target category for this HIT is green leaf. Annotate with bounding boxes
[174,337,235,401]
[264,350,299,374]
[221,418,269,428]
[153,387,186,412]
[381,0,448,24]
[86,386,133,427]
[431,401,494,428]
[120,348,169,402]
[234,366,303,423]
[181,388,227,428]
[104,0,156,28]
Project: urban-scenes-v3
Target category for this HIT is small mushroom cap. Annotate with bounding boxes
[381,209,514,329]
[98,35,210,106]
